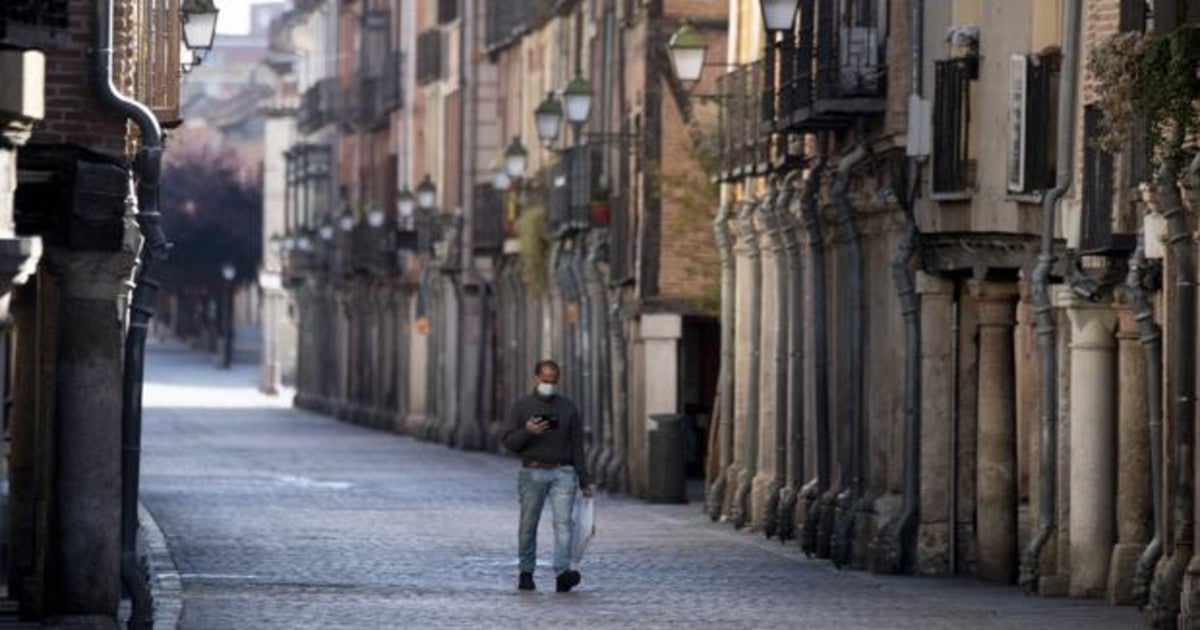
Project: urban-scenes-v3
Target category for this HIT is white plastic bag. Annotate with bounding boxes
[570,494,595,568]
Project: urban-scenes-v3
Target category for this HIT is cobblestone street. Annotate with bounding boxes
[140,345,1139,629]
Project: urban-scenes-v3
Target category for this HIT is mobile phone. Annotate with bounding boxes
[535,414,559,430]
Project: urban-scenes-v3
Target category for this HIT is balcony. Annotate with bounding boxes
[716,63,767,182]
[297,77,340,135]
[548,145,595,236]
[773,0,887,132]
[484,0,572,53]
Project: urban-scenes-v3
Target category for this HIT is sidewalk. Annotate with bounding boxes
[138,345,1141,629]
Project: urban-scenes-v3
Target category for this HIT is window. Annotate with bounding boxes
[932,58,975,194]
[1080,105,1123,253]
[1007,53,1057,194]
[416,29,442,85]
[438,0,458,24]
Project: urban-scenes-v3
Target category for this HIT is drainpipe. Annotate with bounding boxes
[873,0,924,574]
[571,235,594,470]
[709,197,735,520]
[1018,0,1081,591]
[831,144,867,568]
[777,171,805,542]
[800,153,831,557]
[731,191,765,529]
[606,299,629,491]
[97,0,164,625]
[1146,154,1197,625]
[764,176,794,539]
[584,233,609,479]
[1127,235,1163,604]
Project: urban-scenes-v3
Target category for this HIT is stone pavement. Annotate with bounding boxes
[140,345,1140,629]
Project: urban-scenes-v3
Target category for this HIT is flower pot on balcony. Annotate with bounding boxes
[589,201,611,227]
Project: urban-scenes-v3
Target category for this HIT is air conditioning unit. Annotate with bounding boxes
[1007,54,1028,193]
[838,27,881,95]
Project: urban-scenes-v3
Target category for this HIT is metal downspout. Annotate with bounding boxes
[97,0,164,625]
[571,234,594,471]
[606,298,629,491]
[800,154,831,557]
[765,175,797,539]
[1146,154,1197,626]
[584,233,609,480]
[731,192,765,529]
[1127,236,1164,603]
[873,0,924,574]
[1018,0,1081,591]
[777,171,805,542]
[831,145,867,568]
[709,199,736,520]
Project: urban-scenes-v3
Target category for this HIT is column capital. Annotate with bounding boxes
[1060,292,1119,349]
[967,279,1019,302]
[916,271,953,296]
[971,280,1019,328]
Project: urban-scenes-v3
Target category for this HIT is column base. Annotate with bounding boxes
[915,521,951,575]
[1108,542,1147,605]
[1039,574,1070,597]
[749,471,776,531]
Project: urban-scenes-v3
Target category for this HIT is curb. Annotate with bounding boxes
[137,503,182,630]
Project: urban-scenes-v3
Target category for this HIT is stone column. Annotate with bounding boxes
[43,246,137,620]
[972,280,1019,583]
[1062,291,1118,598]
[641,313,682,494]
[752,197,784,529]
[916,272,955,575]
[1108,307,1151,604]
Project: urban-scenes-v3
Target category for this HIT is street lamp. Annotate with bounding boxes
[493,168,511,192]
[283,235,297,251]
[397,185,415,219]
[504,137,528,179]
[338,207,356,232]
[760,0,799,32]
[562,74,593,127]
[297,233,313,251]
[668,21,708,83]
[181,0,220,53]
[534,92,564,145]
[219,261,235,369]
[416,175,437,210]
[367,205,386,227]
[318,221,335,241]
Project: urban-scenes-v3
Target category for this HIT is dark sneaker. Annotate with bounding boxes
[555,570,581,593]
[518,571,535,591]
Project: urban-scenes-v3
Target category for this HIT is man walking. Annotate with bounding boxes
[502,360,593,593]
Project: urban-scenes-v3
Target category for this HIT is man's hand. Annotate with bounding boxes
[581,486,594,498]
[525,417,550,434]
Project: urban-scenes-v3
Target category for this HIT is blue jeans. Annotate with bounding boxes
[517,466,577,574]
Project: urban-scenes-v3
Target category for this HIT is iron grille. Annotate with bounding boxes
[416,29,442,85]
[473,183,505,254]
[285,144,333,231]
[932,58,974,193]
[297,78,340,134]
[1080,105,1118,253]
[381,51,404,112]
[0,0,69,48]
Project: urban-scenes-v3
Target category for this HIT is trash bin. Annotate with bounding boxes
[646,413,687,503]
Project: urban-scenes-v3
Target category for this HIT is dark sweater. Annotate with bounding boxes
[502,392,590,488]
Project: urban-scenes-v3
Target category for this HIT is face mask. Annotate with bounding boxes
[536,383,556,397]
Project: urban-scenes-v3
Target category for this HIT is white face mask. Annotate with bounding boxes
[536,382,556,397]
